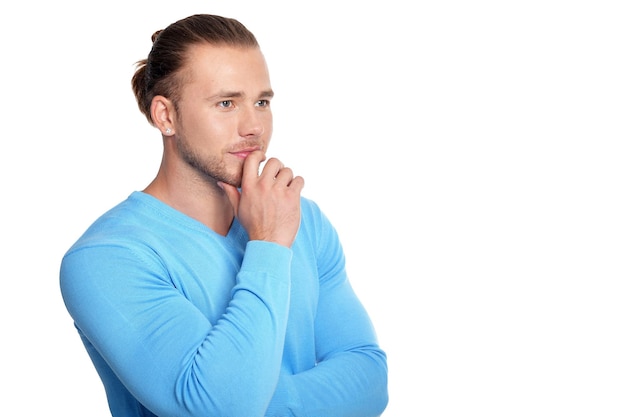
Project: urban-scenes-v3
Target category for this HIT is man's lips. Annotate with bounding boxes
[229,146,261,159]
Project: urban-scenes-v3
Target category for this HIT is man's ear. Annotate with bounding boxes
[151,95,176,136]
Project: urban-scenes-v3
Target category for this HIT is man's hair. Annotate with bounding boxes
[131,14,259,125]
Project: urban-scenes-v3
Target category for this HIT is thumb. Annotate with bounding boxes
[218,181,241,217]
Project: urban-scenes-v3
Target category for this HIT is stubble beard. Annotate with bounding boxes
[176,134,243,188]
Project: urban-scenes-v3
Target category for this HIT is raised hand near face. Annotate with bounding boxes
[220,150,305,248]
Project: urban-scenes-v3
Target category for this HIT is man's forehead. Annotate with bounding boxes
[180,44,271,94]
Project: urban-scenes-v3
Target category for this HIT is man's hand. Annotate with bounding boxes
[220,151,305,247]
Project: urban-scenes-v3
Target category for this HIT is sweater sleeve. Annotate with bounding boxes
[265,201,389,417]
[60,239,292,417]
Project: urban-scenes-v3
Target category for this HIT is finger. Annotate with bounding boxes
[259,157,284,181]
[218,181,241,216]
[242,150,266,183]
[274,166,294,184]
[287,175,305,192]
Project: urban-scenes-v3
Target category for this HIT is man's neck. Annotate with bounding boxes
[143,175,235,236]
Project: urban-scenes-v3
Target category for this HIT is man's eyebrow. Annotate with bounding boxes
[259,89,275,98]
[211,90,275,99]
[211,91,243,99]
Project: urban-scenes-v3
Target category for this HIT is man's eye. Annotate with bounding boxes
[256,99,269,107]
[219,100,233,108]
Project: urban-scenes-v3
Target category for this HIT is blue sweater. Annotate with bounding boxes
[60,191,388,417]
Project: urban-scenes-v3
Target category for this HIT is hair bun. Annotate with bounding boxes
[151,30,163,44]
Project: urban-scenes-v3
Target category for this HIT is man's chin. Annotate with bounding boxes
[215,168,243,188]
[220,176,242,189]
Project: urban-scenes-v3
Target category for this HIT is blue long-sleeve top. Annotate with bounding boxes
[60,191,388,417]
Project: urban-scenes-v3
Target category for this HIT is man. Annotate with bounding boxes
[60,13,388,417]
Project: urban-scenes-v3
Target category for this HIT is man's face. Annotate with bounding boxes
[173,43,274,187]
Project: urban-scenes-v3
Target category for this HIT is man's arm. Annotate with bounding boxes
[266,202,389,416]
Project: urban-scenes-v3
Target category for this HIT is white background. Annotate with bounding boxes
[1,1,625,416]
